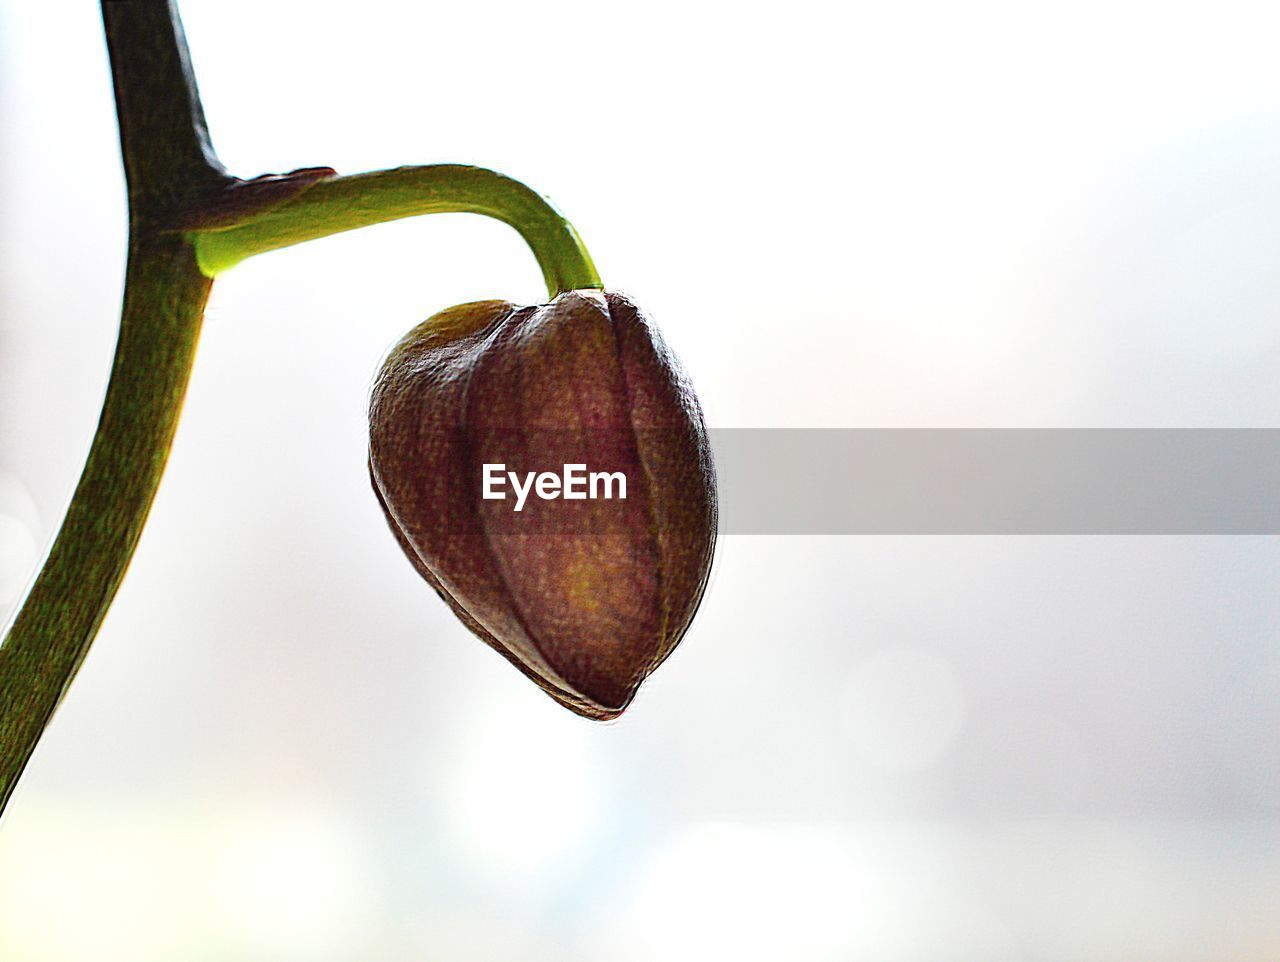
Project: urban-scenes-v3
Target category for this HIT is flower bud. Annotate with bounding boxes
[369,290,716,719]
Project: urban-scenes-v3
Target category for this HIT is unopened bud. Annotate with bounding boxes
[369,291,716,719]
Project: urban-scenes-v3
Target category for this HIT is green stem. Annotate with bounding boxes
[0,0,602,819]
[191,164,602,296]
[0,0,219,817]
[0,238,210,814]
[100,0,233,223]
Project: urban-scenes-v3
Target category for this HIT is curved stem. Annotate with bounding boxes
[0,0,605,819]
[0,0,220,817]
[0,238,209,813]
[190,164,603,296]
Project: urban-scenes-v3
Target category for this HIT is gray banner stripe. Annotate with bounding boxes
[711,429,1280,533]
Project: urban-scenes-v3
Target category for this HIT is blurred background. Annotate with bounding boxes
[2,1,1280,959]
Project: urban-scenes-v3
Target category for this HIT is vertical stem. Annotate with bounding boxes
[0,239,210,813]
[0,0,225,815]
[101,0,231,220]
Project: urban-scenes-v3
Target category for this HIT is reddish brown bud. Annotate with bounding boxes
[368,291,717,719]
